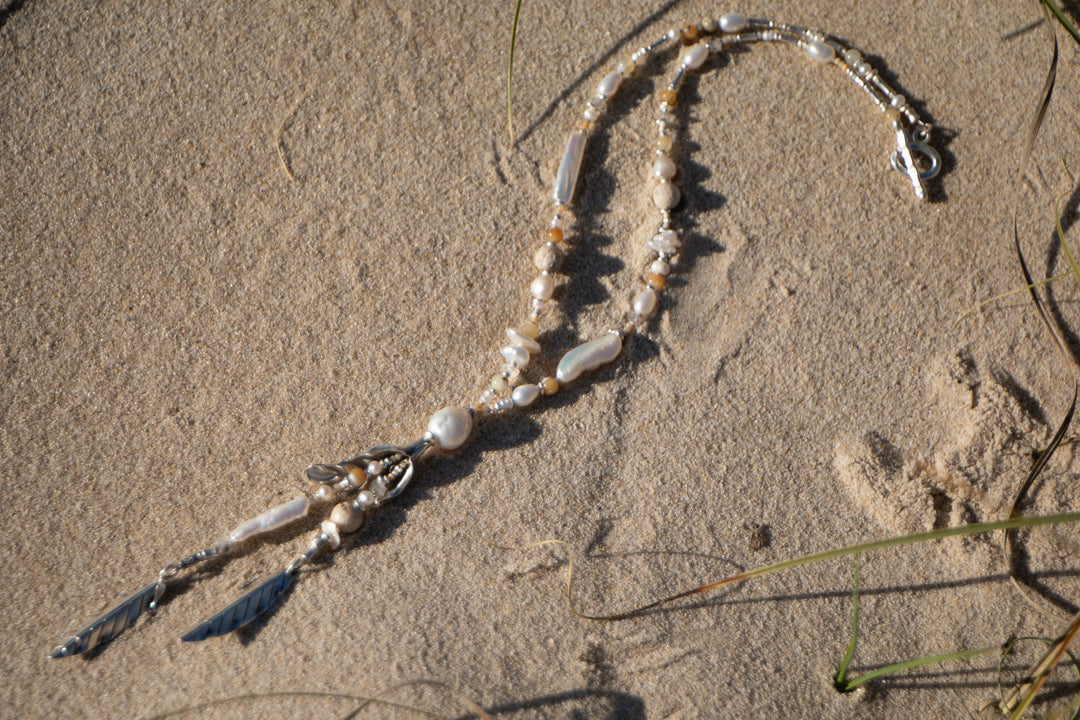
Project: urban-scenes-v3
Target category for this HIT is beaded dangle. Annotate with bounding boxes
[49,13,940,659]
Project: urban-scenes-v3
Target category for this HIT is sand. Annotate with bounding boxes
[4,0,1080,717]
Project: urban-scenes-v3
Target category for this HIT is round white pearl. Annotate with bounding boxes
[633,288,659,317]
[719,13,747,32]
[651,154,676,179]
[583,106,599,122]
[531,273,554,300]
[843,48,862,65]
[501,345,530,368]
[682,44,709,70]
[666,28,680,41]
[511,384,541,408]
[426,406,473,451]
[806,40,835,63]
[650,259,671,276]
[356,490,376,508]
[702,17,717,32]
[506,328,541,354]
[890,94,906,108]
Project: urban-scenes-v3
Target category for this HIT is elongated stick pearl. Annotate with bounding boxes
[227,497,310,545]
[556,332,623,384]
[426,406,473,451]
[553,131,587,204]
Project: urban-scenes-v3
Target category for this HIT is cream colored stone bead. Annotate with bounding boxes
[653,182,680,209]
[331,502,364,533]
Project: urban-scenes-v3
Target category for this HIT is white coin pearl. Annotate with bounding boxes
[719,13,747,32]
[531,273,554,300]
[682,43,709,70]
[806,40,835,63]
[633,288,659,317]
[511,384,541,407]
[651,154,676,179]
[426,406,473,451]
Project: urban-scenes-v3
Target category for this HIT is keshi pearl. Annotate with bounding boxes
[652,154,677,179]
[321,520,342,550]
[596,70,622,99]
[556,332,623,384]
[512,383,541,407]
[650,259,671,275]
[331,502,364,533]
[633,288,659,317]
[501,345,529,368]
[520,321,539,339]
[506,327,541,354]
[652,182,680,210]
[806,40,835,63]
[534,243,558,271]
[682,43,709,70]
[648,230,681,254]
[540,376,559,395]
[719,12,747,32]
[426,406,473,451]
[531,273,554,301]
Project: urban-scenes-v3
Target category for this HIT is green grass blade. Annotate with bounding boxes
[833,555,861,691]
[843,647,1000,691]
[1041,0,1080,48]
[506,0,524,143]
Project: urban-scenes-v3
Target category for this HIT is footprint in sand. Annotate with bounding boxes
[834,351,1046,550]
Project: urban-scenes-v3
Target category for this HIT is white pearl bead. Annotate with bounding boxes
[666,28,680,41]
[651,154,676,179]
[426,406,473,451]
[719,13,747,32]
[512,384,541,407]
[806,40,835,63]
[650,259,671,276]
[501,345,530,368]
[506,328,541,354]
[583,106,599,122]
[702,17,717,32]
[653,182,680,210]
[356,490,376,508]
[682,44,709,70]
[553,131,587,204]
[890,94,906,108]
[227,497,310,544]
[843,48,862,64]
[633,288,659,317]
[531,273,554,300]
[596,70,622,100]
[556,332,623,384]
[617,60,635,74]
[648,230,681,255]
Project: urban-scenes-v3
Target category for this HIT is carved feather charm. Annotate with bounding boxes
[49,581,163,659]
[180,571,294,642]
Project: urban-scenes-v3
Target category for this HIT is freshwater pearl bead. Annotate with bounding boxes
[553,131,587,204]
[556,332,623,384]
[512,384,541,407]
[648,230,681,254]
[426,406,473,451]
[653,182,680,209]
[806,40,835,63]
[506,328,541,354]
[633,288,658,317]
[534,243,558,271]
[501,345,529,368]
[331,502,364,533]
[227,497,310,544]
[682,43,709,70]
[531,273,554,300]
[650,259,671,276]
[652,154,676,179]
[719,13,747,32]
[583,106,599,122]
[596,70,622,100]
[356,490,376,509]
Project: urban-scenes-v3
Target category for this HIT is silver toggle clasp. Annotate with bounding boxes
[889,119,940,201]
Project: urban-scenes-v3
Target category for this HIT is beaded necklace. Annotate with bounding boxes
[50,13,940,658]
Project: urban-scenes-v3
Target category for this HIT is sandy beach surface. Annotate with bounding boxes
[4,0,1080,717]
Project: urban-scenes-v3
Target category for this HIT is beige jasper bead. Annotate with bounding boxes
[330,502,365,533]
[653,182,681,209]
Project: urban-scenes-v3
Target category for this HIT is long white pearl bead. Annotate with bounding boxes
[556,332,623,384]
[633,288,659,317]
[682,43,709,70]
[719,13,747,32]
[595,70,622,100]
[426,406,473,451]
[506,328,541,354]
[511,384,541,407]
[501,345,529,368]
[227,497,310,545]
[553,131,586,204]
[531,273,554,301]
[806,40,835,63]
